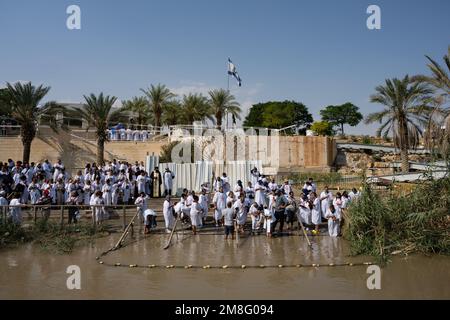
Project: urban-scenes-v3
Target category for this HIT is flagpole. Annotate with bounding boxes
[226,68,230,130]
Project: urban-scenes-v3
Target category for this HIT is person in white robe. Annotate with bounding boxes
[221,173,230,194]
[298,195,312,226]
[212,187,226,227]
[53,159,64,182]
[283,180,292,195]
[121,179,132,204]
[325,204,339,237]
[254,180,266,207]
[136,171,146,195]
[249,202,261,234]
[126,128,133,141]
[163,196,175,233]
[141,130,148,142]
[320,186,333,219]
[143,208,157,234]
[9,193,23,225]
[133,130,140,142]
[198,189,209,224]
[134,192,149,223]
[213,177,222,192]
[245,182,254,201]
[310,192,321,234]
[102,180,112,206]
[189,195,202,234]
[233,194,247,233]
[91,191,105,225]
[163,168,175,196]
[250,167,260,187]
[268,179,278,193]
[83,180,93,205]
[28,179,41,204]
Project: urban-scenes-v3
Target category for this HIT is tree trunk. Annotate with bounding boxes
[400,146,409,173]
[216,112,222,130]
[155,113,161,132]
[341,123,345,135]
[22,139,32,164]
[21,124,36,164]
[97,138,105,165]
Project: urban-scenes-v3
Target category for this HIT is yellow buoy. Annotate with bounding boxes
[329,263,335,267]
[296,264,302,268]
[241,265,246,269]
[99,261,104,265]
[278,264,283,268]
[222,265,228,269]
[115,263,121,266]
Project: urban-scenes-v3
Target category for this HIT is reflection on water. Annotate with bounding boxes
[0,233,449,299]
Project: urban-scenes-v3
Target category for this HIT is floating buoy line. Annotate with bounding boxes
[95,258,373,270]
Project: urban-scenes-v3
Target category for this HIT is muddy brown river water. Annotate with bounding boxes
[1,231,449,299]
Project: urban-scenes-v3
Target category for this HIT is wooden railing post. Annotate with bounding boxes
[33,206,37,225]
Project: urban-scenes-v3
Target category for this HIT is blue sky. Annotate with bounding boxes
[0,0,449,134]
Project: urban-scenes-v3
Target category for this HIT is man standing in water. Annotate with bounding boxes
[271,190,287,235]
[150,167,162,198]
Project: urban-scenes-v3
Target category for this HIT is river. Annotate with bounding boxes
[1,232,449,299]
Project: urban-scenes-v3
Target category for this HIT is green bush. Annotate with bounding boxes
[361,135,373,145]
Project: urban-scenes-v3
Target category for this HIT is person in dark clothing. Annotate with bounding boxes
[271,190,288,234]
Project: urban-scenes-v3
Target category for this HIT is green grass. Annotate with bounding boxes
[0,219,111,254]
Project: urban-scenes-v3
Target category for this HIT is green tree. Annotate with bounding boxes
[1,82,63,163]
[180,93,213,124]
[243,101,313,132]
[0,88,9,117]
[208,89,241,129]
[121,96,153,128]
[162,100,183,126]
[74,93,126,164]
[320,103,363,135]
[365,76,433,173]
[310,121,334,136]
[140,84,175,129]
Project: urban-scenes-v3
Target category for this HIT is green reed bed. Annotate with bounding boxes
[345,176,450,262]
[0,219,112,254]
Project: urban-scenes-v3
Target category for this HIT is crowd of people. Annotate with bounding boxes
[0,158,175,225]
[107,126,154,142]
[0,159,361,238]
[160,167,361,238]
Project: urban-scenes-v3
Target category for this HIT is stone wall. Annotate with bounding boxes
[335,149,432,175]
[0,129,337,175]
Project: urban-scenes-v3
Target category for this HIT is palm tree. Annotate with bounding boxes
[365,76,433,173]
[140,84,175,130]
[180,93,214,124]
[74,93,125,164]
[413,46,450,96]
[413,47,450,163]
[162,100,183,126]
[121,96,153,128]
[1,82,63,163]
[208,89,241,129]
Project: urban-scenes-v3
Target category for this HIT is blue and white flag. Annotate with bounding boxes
[227,58,242,87]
